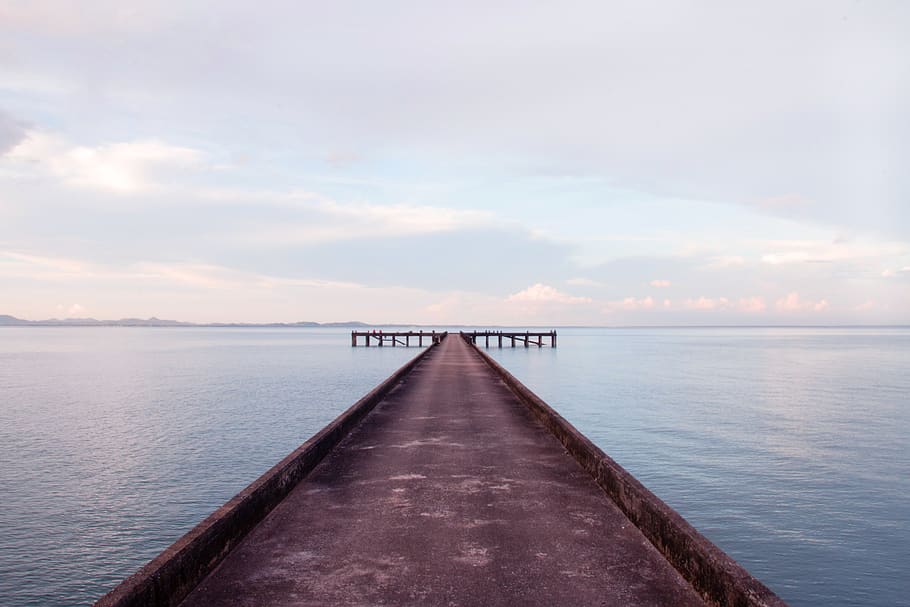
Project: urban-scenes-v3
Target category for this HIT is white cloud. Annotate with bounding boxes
[625,296,655,310]
[132,262,362,291]
[6,130,204,192]
[683,296,731,311]
[0,250,361,292]
[2,4,909,324]
[775,292,829,312]
[649,279,671,288]
[604,296,656,312]
[601,294,772,314]
[196,186,496,238]
[602,293,771,315]
[3,1,909,242]
[0,250,95,280]
[759,239,907,266]
[321,200,491,234]
[55,303,87,317]
[738,296,767,313]
[225,194,496,245]
[508,283,591,305]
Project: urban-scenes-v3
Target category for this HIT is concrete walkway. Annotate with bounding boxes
[180,336,707,606]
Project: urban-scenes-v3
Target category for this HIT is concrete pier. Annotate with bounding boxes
[96,334,786,607]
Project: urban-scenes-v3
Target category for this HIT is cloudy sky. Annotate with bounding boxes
[1,1,908,324]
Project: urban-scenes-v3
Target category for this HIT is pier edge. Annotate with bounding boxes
[94,337,443,607]
[464,336,788,607]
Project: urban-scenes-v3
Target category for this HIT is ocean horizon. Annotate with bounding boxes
[3,312,910,329]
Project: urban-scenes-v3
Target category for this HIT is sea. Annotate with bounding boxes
[0,327,907,607]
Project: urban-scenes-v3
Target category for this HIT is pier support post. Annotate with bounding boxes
[352,332,357,347]
[525,331,529,348]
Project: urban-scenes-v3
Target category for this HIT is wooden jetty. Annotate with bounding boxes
[351,330,445,347]
[95,333,787,607]
[352,330,556,348]
[462,330,557,348]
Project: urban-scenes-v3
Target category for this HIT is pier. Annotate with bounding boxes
[96,334,786,607]
[351,330,556,348]
[351,330,445,347]
[462,330,556,348]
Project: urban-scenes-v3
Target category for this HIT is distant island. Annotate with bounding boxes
[0,314,371,328]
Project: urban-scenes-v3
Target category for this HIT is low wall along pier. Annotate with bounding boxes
[96,332,787,607]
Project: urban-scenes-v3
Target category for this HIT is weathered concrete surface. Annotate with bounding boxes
[471,342,787,607]
[180,335,707,606]
[95,342,441,607]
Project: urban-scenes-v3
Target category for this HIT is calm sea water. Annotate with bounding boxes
[487,328,910,607]
[1,327,907,606]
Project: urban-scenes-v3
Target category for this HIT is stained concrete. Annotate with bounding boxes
[180,336,707,607]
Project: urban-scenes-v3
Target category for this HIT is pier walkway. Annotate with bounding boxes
[179,335,706,606]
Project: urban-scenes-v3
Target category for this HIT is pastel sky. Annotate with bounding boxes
[1,1,908,325]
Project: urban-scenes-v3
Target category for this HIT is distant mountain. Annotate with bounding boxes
[205,321,320,327]
[0,315,190,327]
[0,314,30,325]
[114,317,192,326]
[0,314,371,328]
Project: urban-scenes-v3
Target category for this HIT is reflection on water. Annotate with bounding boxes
[1,327,907,607]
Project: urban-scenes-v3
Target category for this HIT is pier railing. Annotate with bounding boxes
[351,330,446,347]
[461,330,556,348]
[352,330,556,348]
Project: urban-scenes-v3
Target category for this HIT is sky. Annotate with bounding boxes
[1,1,908,325]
